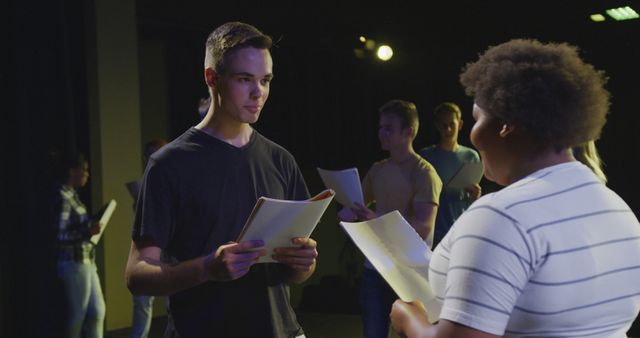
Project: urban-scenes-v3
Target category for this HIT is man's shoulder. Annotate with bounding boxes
[147,129,208,166]
[414,154,438,174]
[416,159,442,187]
[418,145,438,158]
[456,144,478,156]
[252,131,296,161]
[368,157,392,171]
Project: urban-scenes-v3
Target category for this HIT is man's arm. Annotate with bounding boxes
[125,239,266,296]
[390,300,498,338]
[408,201,438,240]
[272,237,318,284]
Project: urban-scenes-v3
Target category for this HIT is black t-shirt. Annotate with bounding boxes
[133,128,310,338]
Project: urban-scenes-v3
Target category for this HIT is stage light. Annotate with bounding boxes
[365,39,376,50]
[606,6,639,21]
[590,14,606,22]
[359,36,366,43]
[376,45,393,61]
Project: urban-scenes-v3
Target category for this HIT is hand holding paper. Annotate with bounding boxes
[89,221,102,235]
[390,300,432,338]
[351,202,377,221]
[273,237,318,272]
[204,240,266,281]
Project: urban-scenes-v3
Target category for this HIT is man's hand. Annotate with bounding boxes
[390,300,431,338]
[273,237,318,283]
[351,203,378,221]
[465,183,482,201]
[203,240,265,281]
[273,237,318,271]
[338,207,358,222]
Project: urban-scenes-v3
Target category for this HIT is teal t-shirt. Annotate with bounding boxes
[418,145,480,247]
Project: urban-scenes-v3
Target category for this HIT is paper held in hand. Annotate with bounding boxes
[317,167,364,207]
[237,189,335,263]
[339,210,442,322]
[90,199,117,245]
[446,161,484,190]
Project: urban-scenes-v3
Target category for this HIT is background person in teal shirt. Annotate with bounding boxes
[419,102,481,248]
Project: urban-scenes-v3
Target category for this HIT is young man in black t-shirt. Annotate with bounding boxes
[125,22,317,338]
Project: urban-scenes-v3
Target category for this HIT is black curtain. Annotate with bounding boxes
[2,0,90,336]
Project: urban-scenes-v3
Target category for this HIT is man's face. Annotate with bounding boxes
[378,114,409,151]
[216,47,273,124]
[435,111,462,143]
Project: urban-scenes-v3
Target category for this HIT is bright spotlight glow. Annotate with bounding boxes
[376,45,393,61]
[590,14,606,22]
[359,36,366,43]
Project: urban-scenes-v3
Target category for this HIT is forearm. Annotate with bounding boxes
[409,203,438,240]
[411,320,495,338]
[408,218,432,240]
[125,245,208,296]
[394,313,494,338]
[287,260,317,284]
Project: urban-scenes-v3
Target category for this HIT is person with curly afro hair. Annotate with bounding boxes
[391,39,640,338]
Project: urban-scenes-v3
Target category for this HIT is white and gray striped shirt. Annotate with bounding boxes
[430,161,640,337]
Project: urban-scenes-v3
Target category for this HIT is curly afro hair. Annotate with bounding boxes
[460,39,610,150]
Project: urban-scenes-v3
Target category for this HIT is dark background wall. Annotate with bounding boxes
[4,0,639,336]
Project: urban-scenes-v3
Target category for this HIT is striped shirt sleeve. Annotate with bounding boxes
[438,205,533,335]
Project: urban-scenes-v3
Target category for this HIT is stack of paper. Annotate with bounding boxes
[237,189,335,263]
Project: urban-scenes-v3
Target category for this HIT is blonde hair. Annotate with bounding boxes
[573,141,607,183]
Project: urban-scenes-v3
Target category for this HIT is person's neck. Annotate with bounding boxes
[389,144,416,163]
[195,112,253,147]
[438,138,458,152]
[504,148,574,185]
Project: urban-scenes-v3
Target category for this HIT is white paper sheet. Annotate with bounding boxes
[340,211,442,321]
[317,167,364,207]
[90,199,117,245]
[446,161,484,190]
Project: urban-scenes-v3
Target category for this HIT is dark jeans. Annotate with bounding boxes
[359,268,398,338]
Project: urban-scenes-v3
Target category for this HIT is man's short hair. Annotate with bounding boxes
[379,99,420,139]
[460,39,610,150]
[433,102,462,120]
[204,22,273,74]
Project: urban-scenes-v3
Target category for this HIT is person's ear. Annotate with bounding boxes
[204,68,217,87]
[499,123,516,138]
[458,119,464,130]
[405,126,415,139]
